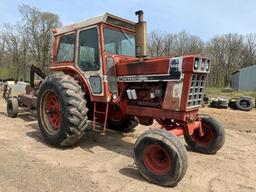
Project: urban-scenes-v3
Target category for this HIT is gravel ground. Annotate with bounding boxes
[0,98,255,192]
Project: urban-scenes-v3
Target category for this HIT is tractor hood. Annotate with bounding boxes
[113,56,172,76]
[112,55,210,81]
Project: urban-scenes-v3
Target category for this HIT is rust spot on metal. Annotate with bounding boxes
[162,81,182,111]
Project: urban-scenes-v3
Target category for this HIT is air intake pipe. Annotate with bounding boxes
[135,10,147,59]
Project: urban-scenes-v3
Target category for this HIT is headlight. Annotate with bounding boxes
[194,59,199,69]
[206,60,210,71]
[194,58,210,72]
[201,60,205,70]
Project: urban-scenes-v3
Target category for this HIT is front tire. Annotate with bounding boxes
[184,114,225,154]
[134,129,188,187]
[37,74,88,147]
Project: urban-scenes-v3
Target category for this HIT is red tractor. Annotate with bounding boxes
[37,11,225,186]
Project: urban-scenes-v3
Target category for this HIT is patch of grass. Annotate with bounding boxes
[205,87,256,99]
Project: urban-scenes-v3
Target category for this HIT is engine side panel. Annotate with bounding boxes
[116,57,170,76]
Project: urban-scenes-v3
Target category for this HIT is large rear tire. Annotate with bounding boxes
[184,114,225,154]
[37,74,88,147]
[108,117,138,132]
[134,129,188,187]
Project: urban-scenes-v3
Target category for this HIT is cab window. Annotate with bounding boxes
[78,27,100,71]
[104,28,135,57]
[56,33,75,62]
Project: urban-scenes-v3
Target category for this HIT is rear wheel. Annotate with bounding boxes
[184,114,225,154]
[134,129,187,187]
[7,98,19,118]
[108,117,138,132]
[37,74,88,147]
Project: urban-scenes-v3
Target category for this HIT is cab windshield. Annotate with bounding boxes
[104,28,135,57]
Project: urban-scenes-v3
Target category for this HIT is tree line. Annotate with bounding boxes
[148,31,256,87]
[0,5,61,81]
[0,5,256,87]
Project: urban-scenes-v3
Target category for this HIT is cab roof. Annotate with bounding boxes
[54,13,136,35]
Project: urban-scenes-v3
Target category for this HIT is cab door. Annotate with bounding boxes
[76,26,104,96]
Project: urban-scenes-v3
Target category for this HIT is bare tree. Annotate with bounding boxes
[206,34,244,86]
[160,33,174,56]
[0,35,5,66]
[241,33,256,67]
[1,4,256,88]
[148,30,204,57]
[148,30,165,57]
[173,31,204,55]
[1,24,27,80]
[18,4,61,72]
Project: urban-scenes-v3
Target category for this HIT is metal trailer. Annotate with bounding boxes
[3,65,46,118]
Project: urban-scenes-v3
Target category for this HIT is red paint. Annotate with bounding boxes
[46,92,61,130]
[191,124,213,145]
[115,57,170,76]
[143,144,171,175]
[49,14,211,138]
[169,128,184,137]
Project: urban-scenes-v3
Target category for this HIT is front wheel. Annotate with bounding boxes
[184,114,225,154]
[134,129,188,187]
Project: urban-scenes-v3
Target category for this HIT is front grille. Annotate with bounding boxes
[187,74,206,108]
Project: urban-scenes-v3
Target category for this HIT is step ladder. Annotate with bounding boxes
[92,102,109,133]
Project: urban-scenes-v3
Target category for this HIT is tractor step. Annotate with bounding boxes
[93,102,109,133]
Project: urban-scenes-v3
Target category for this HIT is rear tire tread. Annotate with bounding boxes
[38,74,88,147]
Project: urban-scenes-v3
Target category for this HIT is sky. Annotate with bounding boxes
[0,0,255,40]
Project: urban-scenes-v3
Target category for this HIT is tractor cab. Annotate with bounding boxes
[51,12,139,102]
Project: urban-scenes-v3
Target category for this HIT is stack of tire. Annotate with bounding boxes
[228,97,254,111]
[209,97,228,109]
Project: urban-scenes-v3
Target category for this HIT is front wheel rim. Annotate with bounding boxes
[143,144,171,175]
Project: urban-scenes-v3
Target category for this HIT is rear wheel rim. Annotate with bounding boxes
[41,91,62,134]
[143,144,171,175]
[192,124,213,145]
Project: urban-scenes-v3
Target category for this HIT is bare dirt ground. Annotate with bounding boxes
[0,98,255,192]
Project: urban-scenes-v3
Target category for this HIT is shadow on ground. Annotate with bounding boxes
[0,109,36,122]
[119,167,146,182]
[79,123,135,158]
[26,121,136,158]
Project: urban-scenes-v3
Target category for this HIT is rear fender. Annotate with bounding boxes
[49,65,93,101]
